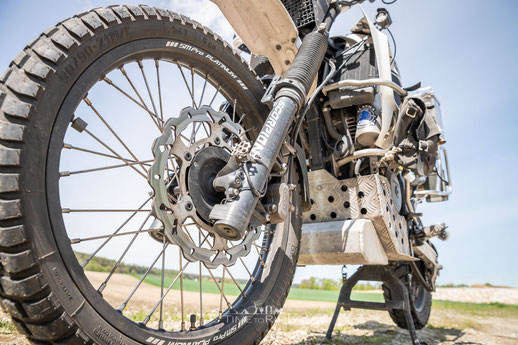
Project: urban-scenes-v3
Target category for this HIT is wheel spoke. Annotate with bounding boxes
[104,74,162,130]
[118,242,168,311]
[218,268,225,319]
[63,143,141,163]
[198,74,208,106]
[191,67,196,109]
[60,159,153,177]
[253,243,266,267]
[199,231,204,326]
[206,267,233,311]
[63,209,152,213]
[142,261,190,325]
[232,98,237,123]
[155,59,165,125]
[79,197,151,268]
[179,247,185,331]
[209,85,221,107]
[237,112,246,126]
[138,60,161,130]
[176,62,198,109]
[98,212,152,293]
[83,127,148,179]
[159,234,166,329]
[239,257,255,283]
[70,227,162,244]
[224,266,246,298]
[83,97,148,174]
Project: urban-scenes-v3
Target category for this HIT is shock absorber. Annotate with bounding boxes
[210,30,329,240]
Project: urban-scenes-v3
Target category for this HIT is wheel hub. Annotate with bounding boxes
[187,146,229,223]
[148,106,261,268]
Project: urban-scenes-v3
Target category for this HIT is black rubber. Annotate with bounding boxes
[250,55,274,77]
[284,31,328,94]
[0,5,302,344]
[383,265,432,330]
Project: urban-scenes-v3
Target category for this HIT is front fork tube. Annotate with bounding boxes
[211,96,299,238]
[209,30,328,239]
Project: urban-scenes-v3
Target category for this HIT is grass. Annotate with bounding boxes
[138,273,385,303]
[135,273,518,317]
[432,300,518,317]
[0,317,17,334]
[135,274,245,296]
[287,287,384,303]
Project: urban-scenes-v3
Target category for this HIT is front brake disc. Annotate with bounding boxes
[148,106,261,268]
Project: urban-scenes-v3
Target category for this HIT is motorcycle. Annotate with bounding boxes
[0,0,452,344]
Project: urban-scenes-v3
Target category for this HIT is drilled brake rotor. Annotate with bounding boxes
[148,106,261,268]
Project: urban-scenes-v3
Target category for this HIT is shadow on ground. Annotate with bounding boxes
[293,320,470,345]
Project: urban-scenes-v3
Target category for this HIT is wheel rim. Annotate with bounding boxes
[46,39,277,341]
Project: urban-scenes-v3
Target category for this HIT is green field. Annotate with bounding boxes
[138,274,385,303]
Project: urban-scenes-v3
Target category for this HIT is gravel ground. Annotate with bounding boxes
[1,272,517,344]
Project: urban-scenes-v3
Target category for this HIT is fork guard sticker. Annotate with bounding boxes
[166,40,248,90]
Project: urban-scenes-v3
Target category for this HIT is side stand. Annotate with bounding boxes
[325,265,425,345]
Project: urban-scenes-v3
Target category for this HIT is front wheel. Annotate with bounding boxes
[0,6,301,344]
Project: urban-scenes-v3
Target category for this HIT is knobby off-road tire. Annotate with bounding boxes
[0,6,302,344]
[383,265,432,330]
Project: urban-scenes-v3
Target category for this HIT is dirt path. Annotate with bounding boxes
[1,272,517,344]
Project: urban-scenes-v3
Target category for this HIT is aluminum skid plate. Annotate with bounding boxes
[302,170,414,261]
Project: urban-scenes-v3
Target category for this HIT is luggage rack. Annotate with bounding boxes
[326,265,428,345]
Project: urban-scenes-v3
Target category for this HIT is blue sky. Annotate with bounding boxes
[1,0,517,287]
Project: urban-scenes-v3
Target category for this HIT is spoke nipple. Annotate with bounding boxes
[80,260,89,268]
[138,60,144,69]
[189,314,196,330]
[103,76,113,85]
[119,66,126,75]
[98,282,106,294]
[71,117,88,133]
[63,143,72,149]
[155,59,159,67]
[62,208,70,214]
[118,304,126,312]
[70,238,80,244]
[250,276,255,282]
[181,321,185,331]
[83,97,92,106]
[60,171,70,177]
[142,316,150,325]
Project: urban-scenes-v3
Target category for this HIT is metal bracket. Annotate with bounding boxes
[326,265,427,345]
[261,75,281,106]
